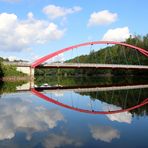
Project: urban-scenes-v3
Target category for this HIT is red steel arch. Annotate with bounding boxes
[31,88,148,115]
[31,41,148,68]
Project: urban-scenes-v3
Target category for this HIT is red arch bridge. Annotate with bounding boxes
[5,41,148,76]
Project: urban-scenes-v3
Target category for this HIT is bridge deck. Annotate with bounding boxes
[3,62,148,70]
[38,63,148,70]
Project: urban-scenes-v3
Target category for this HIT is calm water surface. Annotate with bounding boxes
[0,76,148,148]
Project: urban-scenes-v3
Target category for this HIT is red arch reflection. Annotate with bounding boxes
[31,88,148,115]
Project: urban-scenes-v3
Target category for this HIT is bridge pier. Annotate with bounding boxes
[16,66,35,78]
[16,80,35,90]
[30,67,35,78]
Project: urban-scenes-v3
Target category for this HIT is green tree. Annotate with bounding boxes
[0,61,4,77]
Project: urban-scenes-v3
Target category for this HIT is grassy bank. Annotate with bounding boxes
[0,59,27,79]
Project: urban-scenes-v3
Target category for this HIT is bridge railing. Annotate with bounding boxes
[38,62,148,69]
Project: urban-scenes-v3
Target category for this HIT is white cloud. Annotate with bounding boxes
[0,97,64,140]
[102,27,131,41]
[43,133,82,148]
[0,12,65,52]
[90,125,120,143]
[3,56,18,61]
[52,90,64,97]
[88,10,117,27]
[43,4,82,19]
[103,103,132,124]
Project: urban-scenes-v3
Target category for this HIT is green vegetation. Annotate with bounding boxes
[0,62,3,77]
[0,58,27,94]
[0,81,27,94]
[0,57,26,78]
[35,34,148,76]
[35,75,148,87]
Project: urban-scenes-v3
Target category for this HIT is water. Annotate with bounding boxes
[0,76,148,148]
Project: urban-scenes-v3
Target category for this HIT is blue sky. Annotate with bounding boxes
[0,0,148,62]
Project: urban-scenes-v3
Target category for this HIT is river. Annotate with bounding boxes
[0,76,148,148]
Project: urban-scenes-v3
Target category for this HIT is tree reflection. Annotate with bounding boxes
[0,81,27,94]
[79,88,148,116]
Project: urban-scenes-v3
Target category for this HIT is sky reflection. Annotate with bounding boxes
[0,87,148,148]
[0,95,64,141]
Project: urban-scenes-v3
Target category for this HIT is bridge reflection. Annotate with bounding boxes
[34,83,148,92]
[31,84,148,115]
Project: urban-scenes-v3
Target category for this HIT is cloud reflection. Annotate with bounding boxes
[0,97,64,140]
[90,125,120,143]
[43,133,82,148]
[103,103,132,123]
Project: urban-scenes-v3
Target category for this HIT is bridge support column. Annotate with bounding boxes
[17,67,35,88]
[16,66,35,81]
[30,67,34,78]
[30,67,35,88]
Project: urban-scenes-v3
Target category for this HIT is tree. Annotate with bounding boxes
[0,61,4,77]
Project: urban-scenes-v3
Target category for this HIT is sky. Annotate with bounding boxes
[0,0,148,62]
